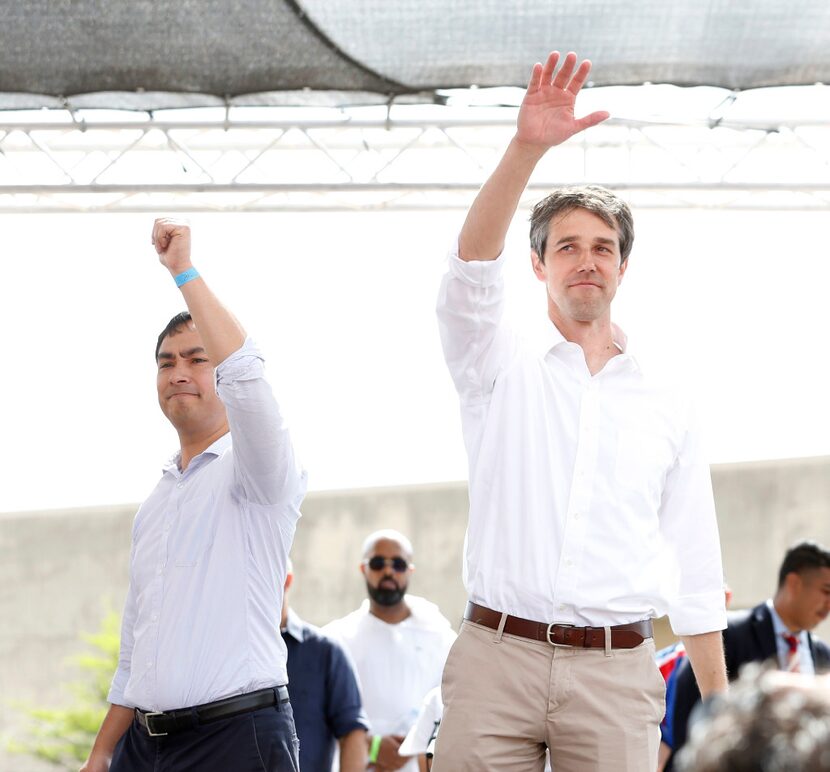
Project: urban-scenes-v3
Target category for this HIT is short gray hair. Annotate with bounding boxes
[529,186,634,265]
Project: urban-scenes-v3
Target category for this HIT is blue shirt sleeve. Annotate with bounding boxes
[325,637,370,738]
[661,663,680,749]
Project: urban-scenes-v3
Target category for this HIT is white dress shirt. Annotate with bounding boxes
[437,246,726,636]
[108,338,307,711]
[324,596,456,772]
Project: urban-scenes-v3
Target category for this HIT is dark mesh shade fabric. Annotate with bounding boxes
[1,0,828,109]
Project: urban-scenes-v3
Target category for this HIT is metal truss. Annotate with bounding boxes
[0,104,828,212]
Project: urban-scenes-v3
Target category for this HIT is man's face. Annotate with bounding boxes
[360,537,413,607]
[532,208,627,324]
[156,324,226,433]
[789,567,830,631]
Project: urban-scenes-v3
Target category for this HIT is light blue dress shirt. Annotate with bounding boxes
[767,599,815,674]
[108,338,307,711]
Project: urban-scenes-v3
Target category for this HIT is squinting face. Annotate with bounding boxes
[156,324,226,433]
[791,567,830,631]
[532,208,627,324]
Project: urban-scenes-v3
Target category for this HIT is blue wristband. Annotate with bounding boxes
[174,267,199,287]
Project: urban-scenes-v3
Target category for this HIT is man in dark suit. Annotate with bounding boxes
[667,540,830,767]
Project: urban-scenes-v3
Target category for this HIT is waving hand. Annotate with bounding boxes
[457,51,609,263]
[516,51,609,149]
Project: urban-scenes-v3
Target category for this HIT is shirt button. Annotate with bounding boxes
[573,511,581,519]
[151,614,158,622]
[565,559,573,567]
[558,604,567,611]
[177,482,184,489]
[164,523,171,532]
[156,565,163,575]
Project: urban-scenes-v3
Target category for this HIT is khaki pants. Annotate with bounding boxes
[432,620,665,772]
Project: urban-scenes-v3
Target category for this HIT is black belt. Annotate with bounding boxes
[135,685,289,737]
[465,602,652,649]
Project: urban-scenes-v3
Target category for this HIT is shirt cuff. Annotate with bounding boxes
[447,239,505,288]
[333,714,371,739]
[668,590,728,636]
[106,673,134,708]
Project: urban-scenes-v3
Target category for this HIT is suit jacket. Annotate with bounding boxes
[667,602,830,768]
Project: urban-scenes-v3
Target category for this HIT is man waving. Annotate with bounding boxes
[432,52,728,772]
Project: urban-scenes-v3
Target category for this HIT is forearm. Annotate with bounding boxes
[657,741,672,772]
[82,704,134,770]
[177,276,246,366]
[152,218,246,364]
[680,631,728,698]
[458,138,546,263]
[338,728,368,772]
[458,52,609,263]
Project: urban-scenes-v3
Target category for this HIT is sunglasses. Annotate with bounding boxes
[363,556,411,573]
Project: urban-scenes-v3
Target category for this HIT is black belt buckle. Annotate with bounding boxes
[141,711,168,737]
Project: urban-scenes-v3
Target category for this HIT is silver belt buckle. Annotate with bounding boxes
[546,622,575,648]
[142,711,168,737]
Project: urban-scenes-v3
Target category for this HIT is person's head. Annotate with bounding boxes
[529,187,634,325]
[774,540,830,633]
[530,186,634,266]
[360,529,414,609]
[676,665,830,772]
[155,311,227,436]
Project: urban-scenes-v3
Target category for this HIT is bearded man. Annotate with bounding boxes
[324,530,456,772]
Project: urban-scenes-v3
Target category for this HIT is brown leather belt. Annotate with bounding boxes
[464,602,652,649]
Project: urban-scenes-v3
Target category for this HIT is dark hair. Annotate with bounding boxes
[529,185,634,265]
[676,664,830,772]
[154,311,192,360]
[777,540,830,589]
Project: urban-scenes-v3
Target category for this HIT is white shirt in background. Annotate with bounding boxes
[324,595,456,772]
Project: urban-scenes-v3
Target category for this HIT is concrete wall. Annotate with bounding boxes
[712,455,830,611]
[2,457,829,770]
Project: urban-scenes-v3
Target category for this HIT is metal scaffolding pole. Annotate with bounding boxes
[1,107,828,212]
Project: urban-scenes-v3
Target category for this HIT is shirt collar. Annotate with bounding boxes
[534,320,638,370]
[359,596,417,626]
[162,431,232,474]
[282,608,306,642]
[767,599,809,644]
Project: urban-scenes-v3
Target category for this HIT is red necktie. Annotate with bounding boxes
[782,633,800,672]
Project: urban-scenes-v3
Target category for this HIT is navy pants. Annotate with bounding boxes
[110,702,300,772]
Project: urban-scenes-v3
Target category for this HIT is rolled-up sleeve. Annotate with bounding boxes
[660,403,727,636]
[325,639,370,738]
[215,337,307,509]
[436,242,516,405]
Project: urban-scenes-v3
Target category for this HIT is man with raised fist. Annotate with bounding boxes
[80,219,306,772]
[432,52,728,771]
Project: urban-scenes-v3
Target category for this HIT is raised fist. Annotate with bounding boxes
[152,218,192,275]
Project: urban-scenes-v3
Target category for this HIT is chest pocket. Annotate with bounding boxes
[170,493,217,567]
